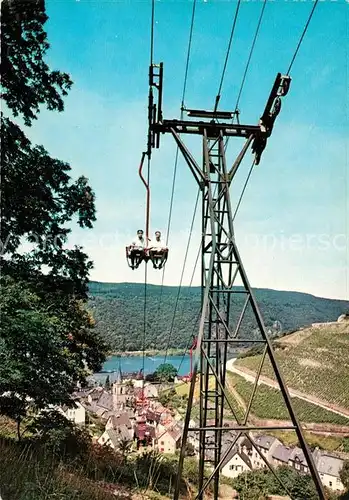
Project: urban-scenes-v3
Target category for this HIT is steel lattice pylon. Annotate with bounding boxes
[147,64,326,500]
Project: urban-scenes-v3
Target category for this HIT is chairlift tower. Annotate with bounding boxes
[146,63,326,500]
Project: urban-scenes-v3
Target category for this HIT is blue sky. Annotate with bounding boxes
[24,0,348,300]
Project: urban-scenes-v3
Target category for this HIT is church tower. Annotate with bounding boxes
[112,365,124,412]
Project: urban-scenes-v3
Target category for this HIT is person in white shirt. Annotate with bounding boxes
[128,229,148,269]
[149,231,168,269]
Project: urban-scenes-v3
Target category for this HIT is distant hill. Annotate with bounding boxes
[88,282,349,352]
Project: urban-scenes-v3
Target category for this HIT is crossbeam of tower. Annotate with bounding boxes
[147,63,326,500]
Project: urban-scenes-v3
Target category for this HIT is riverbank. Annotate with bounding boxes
[106,348,186,358]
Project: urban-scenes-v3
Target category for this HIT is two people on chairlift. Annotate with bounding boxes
[128,229,168,270]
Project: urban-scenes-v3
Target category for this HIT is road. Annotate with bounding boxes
[226,358,349,420]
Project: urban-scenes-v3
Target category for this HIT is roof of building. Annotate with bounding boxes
[167,424,182,442]
[221,447,252,470]
[88,387,104,400]
[104,426,131,447]
[72,390,90,400]
[254,435,278,450]
[144,384,158,398]
[289,447,306,464]
[135,423,155,440]
[96,407,110,419]
[272,444,293,463]
[80,401,100,414]
[108,412,133,430]
[156,422,182,443]
[146,409,161,423]
[315,453,344,478]
[97,392,113,411]
[105,427,130,447]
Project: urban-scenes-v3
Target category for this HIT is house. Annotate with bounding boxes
[313,450,345,492]
[59,401,85,425]
[187,420,200,455]
[254,435,281,464]
[146,409,162,426]
[156,424,182,454]
[87,387,104,404]
[97,392,113,411]
[272,444,293,468]
[271,444,309,475]
[240,435,281,469]
[106,412,134,440]
[135,423,156,448]
[71,389,90,401]
[80,399,113,421]
[98,426,131,449]
[288,447,309,474]
[143,383,158,399]
[221,447,253,479]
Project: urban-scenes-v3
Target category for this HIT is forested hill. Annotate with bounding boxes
[88,282,349,352]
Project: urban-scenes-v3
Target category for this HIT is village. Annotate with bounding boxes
[57,367,347,495]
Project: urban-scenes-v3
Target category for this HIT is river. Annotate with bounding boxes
[93,352,238,383]
[93,354,191,383]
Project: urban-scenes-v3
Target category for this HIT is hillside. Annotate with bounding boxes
[235,321,349,410]
[88,281,349,351]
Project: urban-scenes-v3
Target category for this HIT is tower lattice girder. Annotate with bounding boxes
[146,63,326,500]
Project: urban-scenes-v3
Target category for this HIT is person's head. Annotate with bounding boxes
[155,231,161,240]
[137,229,144,239]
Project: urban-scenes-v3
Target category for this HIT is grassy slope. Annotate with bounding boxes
[227,372,349,426]
[235,322,349,409]
[88,281,349,351]
[0,438,117,500]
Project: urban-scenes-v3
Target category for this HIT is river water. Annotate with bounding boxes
[93,353,238,383]
[93,354,191,383]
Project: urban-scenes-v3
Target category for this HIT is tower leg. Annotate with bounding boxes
[174,130,326,500]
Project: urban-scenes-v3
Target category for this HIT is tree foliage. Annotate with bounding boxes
[0,0,106,422]
[29,409,91,461]
[88,281,349,351]
[340,460,349,491]
[231,466,319,500]
[154,363,178,382]
[1,0,72,125]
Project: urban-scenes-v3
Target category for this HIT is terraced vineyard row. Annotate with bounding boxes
[226,372,349,425]
[235,323,349,409]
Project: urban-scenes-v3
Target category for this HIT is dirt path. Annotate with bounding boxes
[225,376,247,412]
[226,359,349,420]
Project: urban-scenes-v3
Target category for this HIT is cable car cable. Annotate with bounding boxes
[286,0,319,75]
[163,188,200,364]
[188,240,201,288]
[232,159,256,222]
[157,0,197,315]
[165,0,197,247]
[176,238,202,374]
[234,0,267,114]
[181,0,197,111]
[142,264,148,380]
[228,0,318,226]
[142,0,153,387]
[224,0,267,151]
[214,0,242,112]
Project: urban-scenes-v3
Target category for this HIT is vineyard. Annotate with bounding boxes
[226,372,349,426]
[235,322,349,409]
